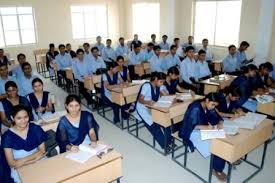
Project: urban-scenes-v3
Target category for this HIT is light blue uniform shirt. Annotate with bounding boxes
[270,64,275,79]
[102,73,120,102]
[128,51,145,65]
[0,76,17,95]
[55,53,72,71]
[149,54,163,72]
[11,65,24,79]
[223,54,238,73]
[159,42,170,50]
[94,43,105,54]
[84,51,93,62]
[200,47,213,61]
[91,56,106,73]
[163,53,181,71]
[115,44,129,57]
[102,47,116,62]
[72,58,93,82]
[195,60,211,79]
[236,50,247,68]
[180,57,197,84]
[142,49,154,61]
[18,75,38,97]
[182,43,197,52]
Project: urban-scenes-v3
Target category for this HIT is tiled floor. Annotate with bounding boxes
[43,75,275,183]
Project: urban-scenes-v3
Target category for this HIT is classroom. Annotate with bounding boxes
[0,0,275,182]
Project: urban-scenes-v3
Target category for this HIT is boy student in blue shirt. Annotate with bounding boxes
[163,45,181,71]
[130,34,142,51]
[236,41,251,68]
[102,39,116,65]
[151,34,157,45]
[115,37,129,57]
[149,45,164,72]
[182,36,197,52]
[55,44,73,90]
[66,43,77,58]
[91,47,106,74]
[142,42,154,61]
[11,53,27,79]
[72,48,93,105]
[159,35,170,50]
[222,44,239,75]
[0,63,17,100]
[195,49,211,80]
[0,49,10,65]
[83,42,93,62]
[128,43,145,80]
[94,36,105,55]
[46,43,59,76]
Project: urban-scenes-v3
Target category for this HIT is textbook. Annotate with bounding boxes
[200,129,226,140]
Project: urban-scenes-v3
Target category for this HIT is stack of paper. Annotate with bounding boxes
[200,129,226,140]
[223,125,239,135]
[154,96,175,108]
[176,93,193,100]
[256,95,274,104]
[131,80,149,85]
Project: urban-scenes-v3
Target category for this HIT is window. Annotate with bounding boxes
[70,5,108,40]
[193,0,242,46]
[0,7,36,47]
[132,2,160,41]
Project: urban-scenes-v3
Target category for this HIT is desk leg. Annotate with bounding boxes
[164,128,167,155]
[208,154,214,183]
[117,178,121,183]
[227,163,232,183]
[261,141,269,168]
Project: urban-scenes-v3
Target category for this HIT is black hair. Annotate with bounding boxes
[119,37,124,41]
[133,42,141,49]
[188,36,193,39]
[198,49,206,55]
[17,53,26,60]
[170,45,177,50]
[5,81,18,91]
[151,34,156,38]
[83,43,90,47]
[49,43,55,48]
[0,49,3,52]
[153,45,161,51]
[91,47,99,52]
[240,41,250,47]
[174,38,180,42]
[76,48,84,55]
[21,62,31,70]
[107,61,119,70]
[58,44,65,49]
[228,45,236,50]
[150,72,166,81]
[32,77,43,86]
[65,94,81,112]
[202,92,220,103]
[202,38,208,42]
[167,66,179,75]
[116,55,124,62]
[162,35,168,38]
[147,42,154,47]
[222,86,240,97]
[185,46,194,53]
[66,43,71,47]
[11,105,30,123]
[240,64,258,74]
[106,39,111,42]
[0,63,8,68]
[263,62,273,72]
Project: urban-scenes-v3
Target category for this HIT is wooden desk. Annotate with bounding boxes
[134,62,150,77]
[64,68,74,82]
[111,84,141,106]
[199,74,236,95]
[18,149,122,183]
[257,102,275,117]
[212,60,223,72]
[34,111,66,132]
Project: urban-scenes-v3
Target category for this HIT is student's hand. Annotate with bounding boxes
[70,145,79,152]
[37,107,45,113]
[236,110,245,116]
[149,101,155,106]
[217,123,223,130]
[90,141,97,148]
[15,159,27,169]
[207,123,215,130]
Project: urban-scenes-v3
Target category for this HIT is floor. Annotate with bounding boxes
[43,74,275,183]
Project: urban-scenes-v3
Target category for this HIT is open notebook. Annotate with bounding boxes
[153,96,176,108]
[200,129,226,140]
[65,144,107,163]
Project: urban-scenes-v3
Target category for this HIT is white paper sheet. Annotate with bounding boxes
[200,129,226,140]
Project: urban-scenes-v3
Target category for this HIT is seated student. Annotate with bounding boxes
[11,53,27,79]
[0,63,17,100]
[161,66,190,95]
[158,35,170,50]
[151,34,157,45]
[134,72,173,151]
[83,43,93,62]
[182,36,197,52]
[0,49,10,65]
[46,43,59,76]
[0,145,13,183]
[250,62,275,92]
[195,50,211,80]
[236,41,250,68]
[0,81,33,129]
[17,62,38,97]
[142,42,154,61]
[200,39,213,62]
[149,45,164,72]
[179,92,228,181]
[102,39,116,65]
[174,38,183,58]
[117,56,131,83]
[180,46,200,93]
[55,44,73,88]
[65,43,77,58]
[130,34,142,51]
[230,64,258,107]
[2,105,47,183]
[94,36,105,55]
[56,94,99,153]
[90,47,106,74]
[128,43,145,80]
[102,62,126,123]
[222,45,239,74]
[163,45,181,71]
[115,37,129,57]
[27,78,55,120]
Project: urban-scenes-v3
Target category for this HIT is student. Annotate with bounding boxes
[130,34,142,51]
[115,37,129,57]
[0,81,33,129]
[55,44,73,88]
[128,43,145,80]
[0,63,17,100]
[102,62,125,123]
[222,45,238,74]
[151,34,157,45]
[116,56,131,83]
[94,36,105,55]
[83,43,93,62]
[27,78,55,120]
[66,43,77,58]
[159,35,170,50]
[163,45,181,71]
[2,105,47,183]
[90,47,106,74]
[56,95,99,153]
[46,43,59,76]
[72,48,93,104]
[180,46,199,92]
[102,39,116,64]
[149,45,163,72]
[200,39,213,62]
[230,64,258,107]
[174,38,183,58]
[182,36,197,52]
[134,72,173,151]
[0,146,13,183]
[179,92,227,181]
[11,53,27,79]
[17,62,38,97]
[161,66,190,95]
[0,49,10,65]
[142,42,154,61]
[195,50,211,80]
[236,41,250,68]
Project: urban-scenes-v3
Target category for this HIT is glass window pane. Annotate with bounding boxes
[0,18,5,47]
[95,6,108,37]
[21,29,35,44]
[4,30,20,45]
[71,6,82,13]
[19,15,34,29]
[0,7,17,15]
[71,12,84,39]
[2,15,18,31]
[17,7,32,14]
[84,11,97,38]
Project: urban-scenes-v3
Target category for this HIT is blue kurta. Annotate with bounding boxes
[230,75,252,106]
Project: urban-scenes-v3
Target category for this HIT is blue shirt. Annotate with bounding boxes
[11,65,24,79]
[158,42,170,50]
[115,44,129,57]
[94,43,105,54]
[180,57,197,84]
[223,54,238,73]
[0,76,17,95]
[142,49,154,61]
[200,47,213,61]
[236,50,247,68]
[128,51,145,65]
[102,47,116,62]
[149,54,163,72]
[55,53,72,71]
[163,53,181,71]
[195,60,211,79]
[91,56,106,74]
[18,75,38,97]
[84,51,93,62]
[72,58,93,82]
